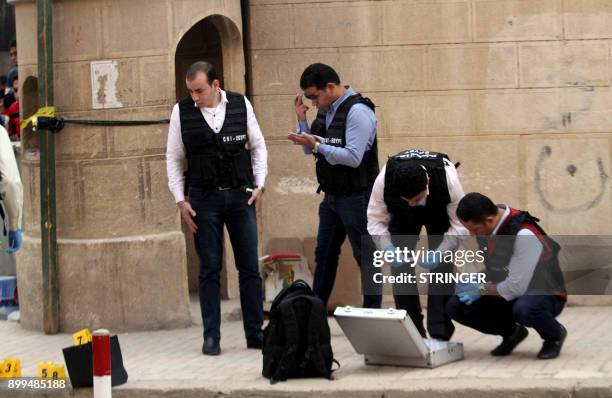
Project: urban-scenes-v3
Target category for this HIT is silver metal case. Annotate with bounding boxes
[334,306,464,368]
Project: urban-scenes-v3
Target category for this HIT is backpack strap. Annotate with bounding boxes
[270,299,300,384]
[301,296,336,379]
[332,359,341,371]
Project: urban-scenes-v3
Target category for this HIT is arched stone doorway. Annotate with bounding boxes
[174,15,246,299]
[175,14,246,98]
[175,19,223,98]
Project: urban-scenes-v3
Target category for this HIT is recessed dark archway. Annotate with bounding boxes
[175,18,223,100]
[175,14,246,97]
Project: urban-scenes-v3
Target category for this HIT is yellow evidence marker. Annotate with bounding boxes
[73,329,93,346]
[37,362,66,380]
[0,358,22,378]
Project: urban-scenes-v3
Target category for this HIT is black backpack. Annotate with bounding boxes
[262,280,339,384]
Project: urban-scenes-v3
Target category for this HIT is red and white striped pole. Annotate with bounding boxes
[93,329,112,398]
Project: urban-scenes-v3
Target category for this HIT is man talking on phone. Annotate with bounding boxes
[288,63,381,309]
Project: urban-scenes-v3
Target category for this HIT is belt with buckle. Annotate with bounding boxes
[217,186,254,193]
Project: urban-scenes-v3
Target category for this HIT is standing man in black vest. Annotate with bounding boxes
[367,150,468,340]
[288,63,381,309]
[448,193,567,359]
[166,62,267,355]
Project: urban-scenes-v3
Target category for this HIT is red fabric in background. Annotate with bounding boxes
[2,100,19,140]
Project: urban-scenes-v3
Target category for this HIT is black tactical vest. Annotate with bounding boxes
[179,91,254,190]
[477,207,567,298]
[383,150,451,234]
[310,94,379,195]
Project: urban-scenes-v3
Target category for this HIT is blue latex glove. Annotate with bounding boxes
[456,282,482,305]
[385,244,405,268]
[7,229,22,253]
[418,250,443,270]
[457,291,481,305]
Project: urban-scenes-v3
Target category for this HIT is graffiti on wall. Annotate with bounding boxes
[535,145,609,213]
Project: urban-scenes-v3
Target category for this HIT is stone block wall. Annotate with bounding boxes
[247,0,612,305]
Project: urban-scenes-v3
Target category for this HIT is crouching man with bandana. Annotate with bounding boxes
[447,192,568,359]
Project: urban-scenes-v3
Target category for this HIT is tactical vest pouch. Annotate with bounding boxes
[187,154,217,188]
[230,150,254,185]
[316,160,351,195]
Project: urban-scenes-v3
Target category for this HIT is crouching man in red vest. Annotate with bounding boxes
[447,192,567,360]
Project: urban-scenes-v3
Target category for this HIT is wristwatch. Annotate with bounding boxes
[255,186,265,194]
[313,142,320,154]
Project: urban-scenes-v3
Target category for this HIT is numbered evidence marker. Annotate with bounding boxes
[37,362,66,380]
[73,329,93,346]
[0,358,22,378]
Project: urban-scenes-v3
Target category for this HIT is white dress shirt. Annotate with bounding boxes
[367,158,468,251]
[166,90,268,203]
[0,126,22,230]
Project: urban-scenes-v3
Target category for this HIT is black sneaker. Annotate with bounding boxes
[537,324,567,360]
[246,334,263,350]
[202,337,220,356]
[491,324,529,356]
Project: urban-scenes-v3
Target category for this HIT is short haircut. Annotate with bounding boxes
[299,63,340,90]
[186,61,219,84]
[393,162,428,199]
[9,40,16,48]
[456,192,499,223]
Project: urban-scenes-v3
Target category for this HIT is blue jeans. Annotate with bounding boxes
[189,187,264,341]
[447,294,565,340]
[313,191,382,309]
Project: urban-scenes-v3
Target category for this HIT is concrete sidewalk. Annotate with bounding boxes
[1,298,611,397]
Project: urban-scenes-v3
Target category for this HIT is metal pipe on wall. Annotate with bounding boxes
[38,0,58,334]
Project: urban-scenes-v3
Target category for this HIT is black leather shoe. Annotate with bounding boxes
[246,334,263,349]
[491,324,528,356]
[202,337,220,356]
[537,324,567,360]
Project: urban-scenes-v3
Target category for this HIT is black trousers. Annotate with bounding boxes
[390,209,455,341]
[447,294,565,341]
[190,187,263,341]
